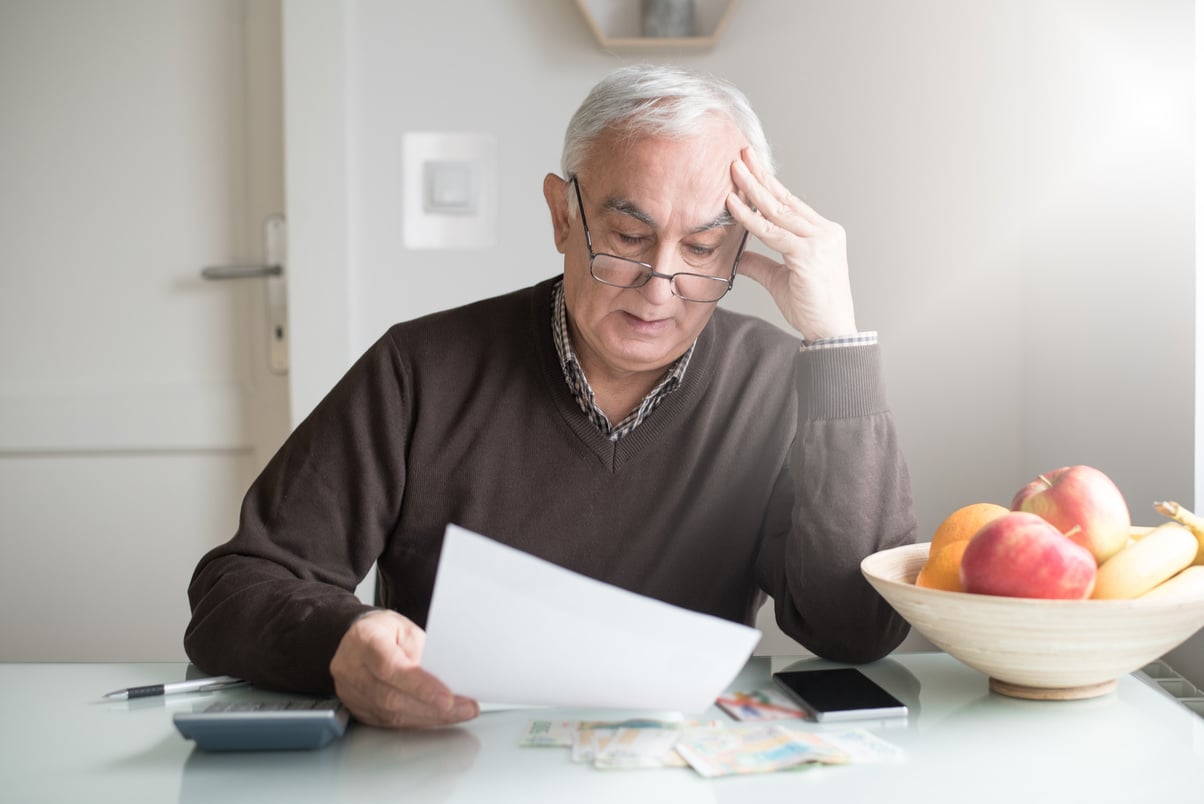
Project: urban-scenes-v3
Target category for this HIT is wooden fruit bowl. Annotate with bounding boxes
[861,542,1204,700]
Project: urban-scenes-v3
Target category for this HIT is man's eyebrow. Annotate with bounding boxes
[603,198,656,227]
[603,198,736,232]
[691,210,736,234]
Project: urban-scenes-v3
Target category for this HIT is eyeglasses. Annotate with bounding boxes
[570,176,748,304]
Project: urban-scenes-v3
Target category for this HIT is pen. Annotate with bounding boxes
[103,675,245,700]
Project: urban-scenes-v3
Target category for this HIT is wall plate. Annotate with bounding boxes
[402,132,497,249]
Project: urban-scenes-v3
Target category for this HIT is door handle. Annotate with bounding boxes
[200,214,288,374]
[201,263,282,280]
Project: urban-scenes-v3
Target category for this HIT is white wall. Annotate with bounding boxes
[295,1,1198,681]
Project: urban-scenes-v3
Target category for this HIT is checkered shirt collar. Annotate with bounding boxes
[551,280,694,442]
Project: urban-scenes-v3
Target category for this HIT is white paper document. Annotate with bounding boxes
[421,524,761,714]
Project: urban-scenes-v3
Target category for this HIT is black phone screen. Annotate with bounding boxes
[771,668,908,722]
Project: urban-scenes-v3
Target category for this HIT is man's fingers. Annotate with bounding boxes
[734,148,823,228]
[330,609,479,729]
[364,685,476,728]
[725,148,857,341]
[727,190,802,254]
[337,661,477,728]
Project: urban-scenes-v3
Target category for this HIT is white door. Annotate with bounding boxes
[0,0,290,660]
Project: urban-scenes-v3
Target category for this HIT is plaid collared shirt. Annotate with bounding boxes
[551,280,693,442]
[550,279,878,441]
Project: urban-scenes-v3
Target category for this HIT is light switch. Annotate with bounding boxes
[402,132,497,249]
[424,160,476,213]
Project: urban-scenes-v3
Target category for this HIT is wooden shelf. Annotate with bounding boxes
[574,0,739,52]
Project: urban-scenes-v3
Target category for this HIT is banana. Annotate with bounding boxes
[1118,525,1157,551]
[1140,565,1204,601]
[1152,501,1204,565]
[1092,522,1197,599]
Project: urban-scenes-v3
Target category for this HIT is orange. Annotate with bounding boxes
[916,502,1010,593]
[928,502,1010,554]
[916,540,971,592]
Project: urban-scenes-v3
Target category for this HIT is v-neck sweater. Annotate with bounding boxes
[185,276,916,695]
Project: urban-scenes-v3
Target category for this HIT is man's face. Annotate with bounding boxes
[548,117,751,386]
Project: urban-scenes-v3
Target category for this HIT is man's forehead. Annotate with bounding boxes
[599,192,736,232]
[586,120,746,183]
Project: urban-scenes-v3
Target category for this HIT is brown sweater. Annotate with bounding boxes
[185,277,916,694]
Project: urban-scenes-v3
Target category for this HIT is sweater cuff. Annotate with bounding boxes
[278,595,375,695]
[796,343,889,421]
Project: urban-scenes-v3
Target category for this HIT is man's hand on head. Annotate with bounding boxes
[330,609,479,728]
[726,147,858,344]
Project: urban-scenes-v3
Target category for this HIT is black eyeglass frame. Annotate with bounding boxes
[570,175,750,304]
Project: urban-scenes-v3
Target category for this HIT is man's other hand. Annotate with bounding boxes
[330,609,479,728]
[727,146,857,344]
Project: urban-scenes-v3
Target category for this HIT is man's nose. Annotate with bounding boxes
[640,246,683,302]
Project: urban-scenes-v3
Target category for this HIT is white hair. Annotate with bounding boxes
[561,64,774,183]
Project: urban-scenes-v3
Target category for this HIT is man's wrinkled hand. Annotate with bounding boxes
[330,609,479,728]
[727,147,857,343]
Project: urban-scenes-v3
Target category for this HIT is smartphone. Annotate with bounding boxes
[771,668,908,722]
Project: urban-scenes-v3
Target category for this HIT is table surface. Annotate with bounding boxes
[2,652,1202,803]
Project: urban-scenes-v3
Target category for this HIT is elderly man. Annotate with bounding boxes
[185,64,916,729]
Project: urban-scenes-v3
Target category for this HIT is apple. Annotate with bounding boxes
[1010,465,1131,564]
[960,511,1097,599]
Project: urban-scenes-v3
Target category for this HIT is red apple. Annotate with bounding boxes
[960,511,1097,599]
[1010,465,1131,564]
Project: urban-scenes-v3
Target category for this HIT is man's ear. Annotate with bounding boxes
[543,173,571,254]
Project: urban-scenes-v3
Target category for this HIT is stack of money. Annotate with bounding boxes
[519,709,905,777]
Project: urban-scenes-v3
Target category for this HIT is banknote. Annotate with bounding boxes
[579,727,690,769]
[674,724,849,778]
[518,719,583,748]
[519,717,689,748]
[570,719,720,768]
[803,727,907,764]
[519,719,904,776]
[716,688,807,721]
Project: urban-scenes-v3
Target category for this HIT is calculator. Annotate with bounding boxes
[173,698,350,752]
